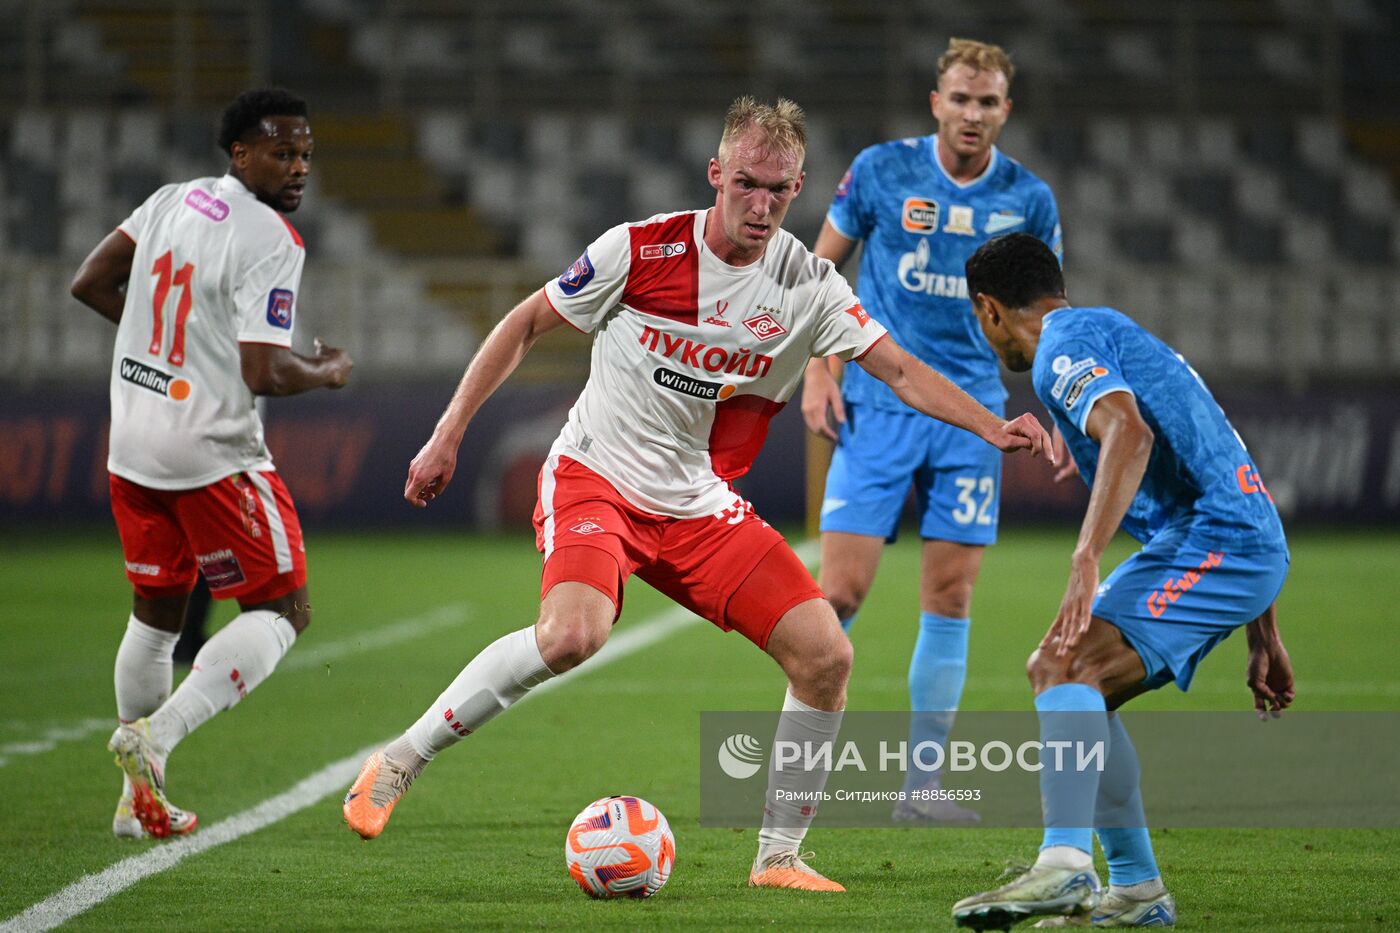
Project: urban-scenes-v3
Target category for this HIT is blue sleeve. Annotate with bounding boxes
[1028,182,1063,264]
[825,149,874,241]
[1039,333,1132,434]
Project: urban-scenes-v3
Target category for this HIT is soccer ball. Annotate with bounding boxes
[565,796,675,898]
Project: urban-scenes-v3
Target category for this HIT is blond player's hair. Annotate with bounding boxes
[937,37,1015,86]
[718,96,807,167]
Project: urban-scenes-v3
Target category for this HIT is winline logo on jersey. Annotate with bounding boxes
[653,367,736,401]
[699,710,1400,829]
[120,356,191,401]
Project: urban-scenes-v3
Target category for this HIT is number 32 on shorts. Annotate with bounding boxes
[951,476,996,526]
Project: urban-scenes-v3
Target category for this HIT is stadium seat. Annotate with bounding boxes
[113,110,165,168]
[1234,170,1287,220]
[11,111,57,162]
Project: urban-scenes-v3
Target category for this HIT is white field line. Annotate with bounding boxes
[281,603,472,672]
[0,539,820,933]
[0,719,112,770]
[0,741,383,933]
[0,605,474,771]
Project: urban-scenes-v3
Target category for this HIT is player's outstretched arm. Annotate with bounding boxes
[1245,603,1294,720]
[240,338,353,397]
[71,229,136,324]
[854,337,1052,458]
[1043,391,1153,656]
[404,288,565,508]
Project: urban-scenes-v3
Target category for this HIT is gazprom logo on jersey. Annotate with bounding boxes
[557,250,596,296]
[120,357,191,402]
[898,239,968,298]
[266,288,294,329]
[184,189,229,222]
[639,242,687,260]
[654,367,736,401]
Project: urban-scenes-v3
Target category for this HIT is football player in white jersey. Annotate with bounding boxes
[344,97,1052,892]
[71,88,352,839]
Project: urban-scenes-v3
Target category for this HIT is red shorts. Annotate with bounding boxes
[109,471,307,603]
[532,456,823,650]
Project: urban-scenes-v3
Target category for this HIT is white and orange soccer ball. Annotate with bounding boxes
[565,796,675,898]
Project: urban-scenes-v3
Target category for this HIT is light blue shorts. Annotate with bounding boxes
[819,401,1004,546]
[1094,537,1290,691]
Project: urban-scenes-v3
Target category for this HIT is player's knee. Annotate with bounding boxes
[1026,646,1072,692]
[823,581,867,624]
[805,632,853,692]
[923,578,974,619]
[535,614,608,673]
[827,633,854,686]
[286,602,311,634]
[243,590,310,634]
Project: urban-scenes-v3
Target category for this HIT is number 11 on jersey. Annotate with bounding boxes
[150,250,195,366]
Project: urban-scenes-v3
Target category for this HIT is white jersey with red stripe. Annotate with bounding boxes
[108,174,304,490]
[543,208,886,519]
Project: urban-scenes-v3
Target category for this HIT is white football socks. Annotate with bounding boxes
[1036,844,1095,872]
[757,688,845,861]
[148,609,296,752]
[114,615,180,723]
[1110,877,1167,899]
[404,626,555,761]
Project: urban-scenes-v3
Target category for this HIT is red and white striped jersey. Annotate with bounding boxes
[108,174,304,489]
[543,209,885,518]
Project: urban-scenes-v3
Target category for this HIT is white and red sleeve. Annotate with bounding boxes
[542,223,631,333]
[233,236,303,347]
[117,182,180,244]
[809,268,887,361]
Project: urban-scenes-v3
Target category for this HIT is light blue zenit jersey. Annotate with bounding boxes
[1033,307,1287,554]
[828,136,1061,408]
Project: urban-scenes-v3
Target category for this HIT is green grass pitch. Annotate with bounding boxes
[1,528,1396,929]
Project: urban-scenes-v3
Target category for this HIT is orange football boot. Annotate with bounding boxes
[343,750,417,839]
[748,850,846,892]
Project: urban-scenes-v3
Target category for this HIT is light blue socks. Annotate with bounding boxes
[901,612,970,791]
[1095,713,1161,885]
[1036,682,1108,856]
